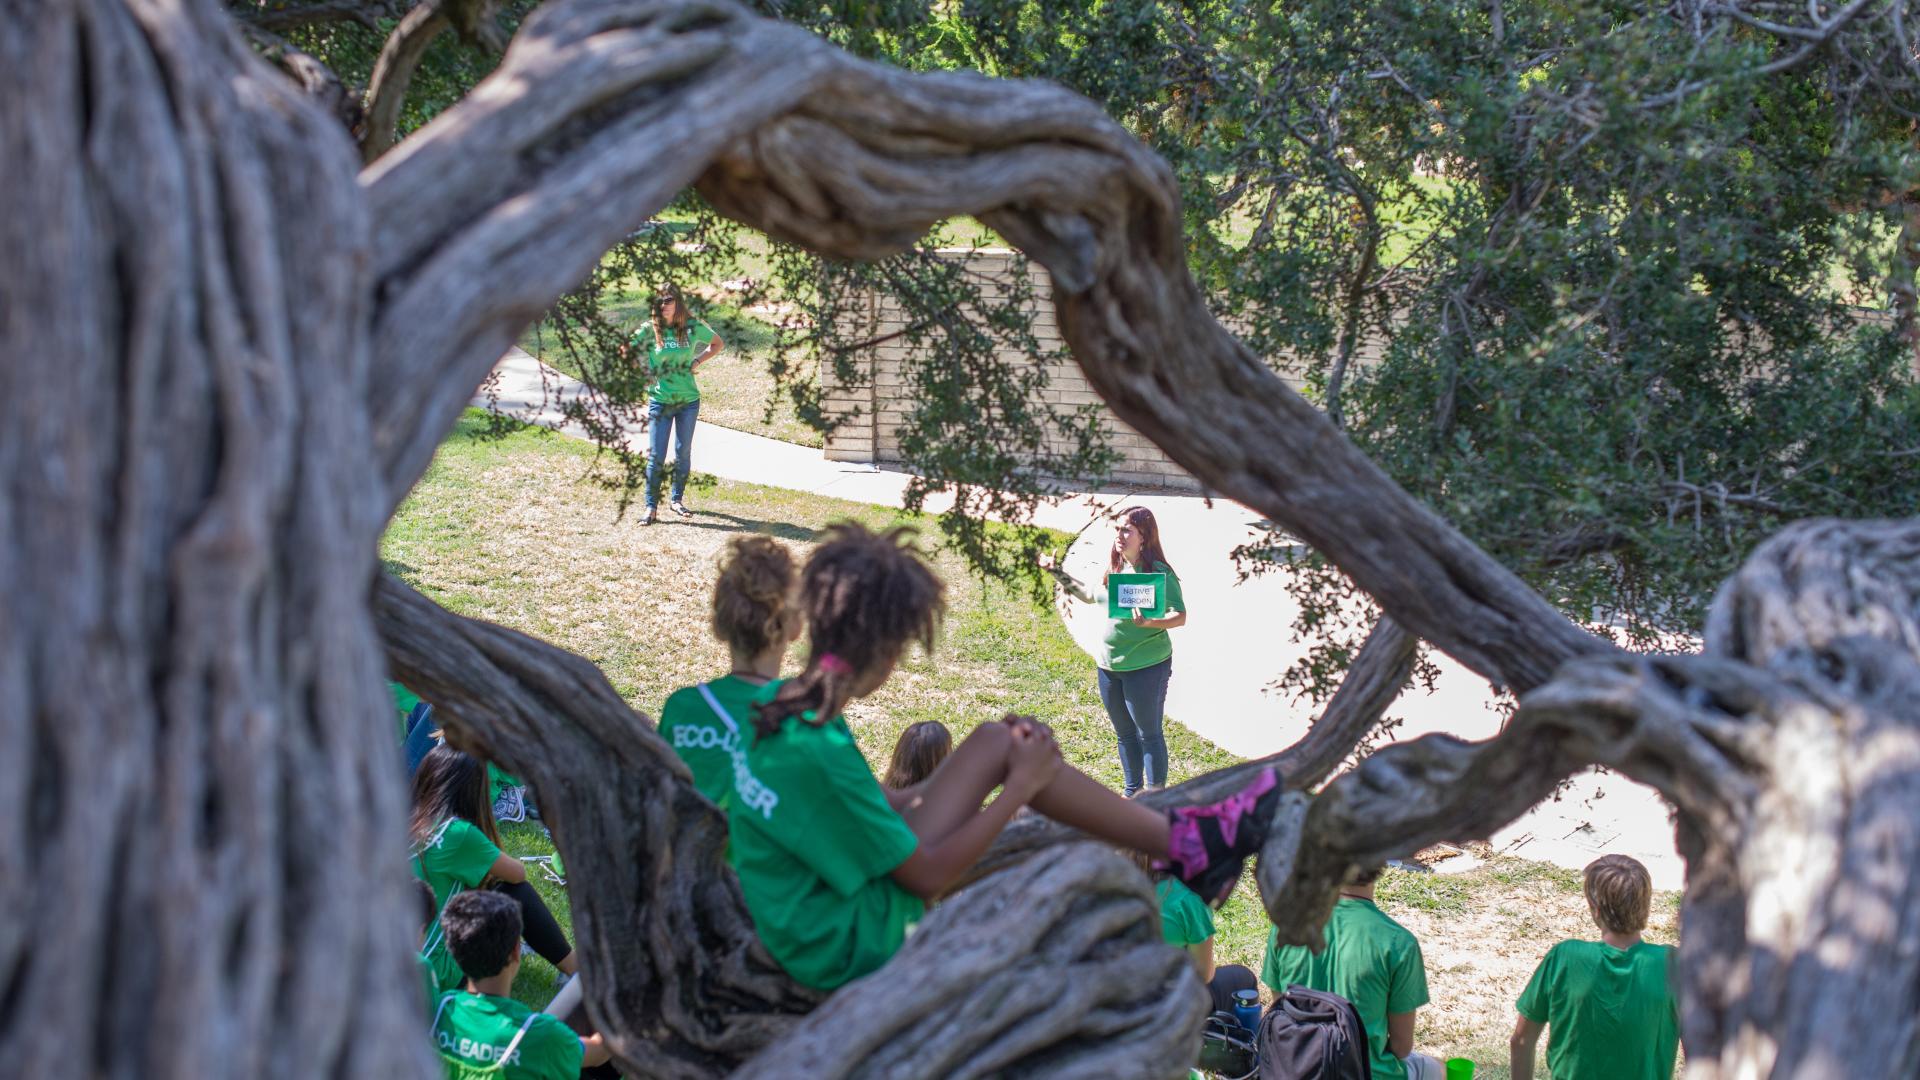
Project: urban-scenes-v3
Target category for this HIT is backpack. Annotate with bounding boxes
[1256,985,1372,1080]
[1197,1010,1259,1079]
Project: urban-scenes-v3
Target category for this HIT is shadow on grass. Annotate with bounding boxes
[665,512,818,542]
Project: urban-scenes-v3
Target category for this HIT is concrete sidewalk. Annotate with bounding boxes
[483,347,1684,888]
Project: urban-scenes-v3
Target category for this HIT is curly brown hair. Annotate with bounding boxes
[753,523,946,739]
[712,536,797,657]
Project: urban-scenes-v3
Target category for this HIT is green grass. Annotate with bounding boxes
[385,413,1684,1073]
[383,412,1237,1004]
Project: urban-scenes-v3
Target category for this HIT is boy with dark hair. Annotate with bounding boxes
[1510,854,1678,1080]
[1261,866,1443,1080]
[432,891,611,1079]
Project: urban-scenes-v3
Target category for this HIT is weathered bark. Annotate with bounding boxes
[733,842,1207,1080]
[359,0,506,162]
[373,574,818,1076]
[17,0,1920,1077]
[0,1,429,1077]
[1253,519,1920,1078]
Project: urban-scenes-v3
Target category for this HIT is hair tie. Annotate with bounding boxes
[817,653,854,676]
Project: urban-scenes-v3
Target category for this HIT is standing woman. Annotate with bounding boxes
[1046,507,1186,795]
[635,284,724,525]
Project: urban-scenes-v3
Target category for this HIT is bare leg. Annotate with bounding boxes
[1027,766,1169,858]
[899,721,1170,859]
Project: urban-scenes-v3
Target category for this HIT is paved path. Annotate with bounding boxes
[484,348,1685,888]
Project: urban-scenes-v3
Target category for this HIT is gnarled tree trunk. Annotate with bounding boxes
[0,1,429,1076]
[11,1,1920,1077]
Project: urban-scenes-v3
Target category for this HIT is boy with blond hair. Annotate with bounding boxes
[1510,854,1679,1080]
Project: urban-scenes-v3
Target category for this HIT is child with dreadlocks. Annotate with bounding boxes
[732,522,1282,991]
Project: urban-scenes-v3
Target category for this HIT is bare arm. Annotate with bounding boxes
[487,852,527,884]
[692,333,725,368]
[888,789,1028,900]
[1510,1013,1545,1080]
[1132,608,1185,629]
[1387,1010,1417,1061]
[890,725,1058,900]
[580,1032,612,1068]
[1038,554,1101,604]
[1187,935,1216,983]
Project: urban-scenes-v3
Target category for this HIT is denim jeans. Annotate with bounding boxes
[1096,657,1172,795]
[646,399,699,507]
[402,703,437,776]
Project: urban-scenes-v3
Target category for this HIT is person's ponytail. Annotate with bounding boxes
[752,660,857,739]
[750,523,945,741]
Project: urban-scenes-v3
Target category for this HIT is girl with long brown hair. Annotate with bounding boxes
[1045,506,1187,795]
[732,522,1276,992]
[410,746,578,994]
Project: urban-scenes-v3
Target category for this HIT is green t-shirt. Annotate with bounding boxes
[637,321,714,406]
[413,816,502,992]
[431,991,583,1080]
[729,680,925,990]
[1099,561,1184,672]
[418,953,443,1011]
[658,676,777,815]
[1517,940,1678,1080]
[1262,898,1430,1080]
[1156,878,1215,947]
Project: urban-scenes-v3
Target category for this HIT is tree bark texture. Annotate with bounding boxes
[12,0,1920,1077]
[1,1,430,1077]
[373,574,820,1077]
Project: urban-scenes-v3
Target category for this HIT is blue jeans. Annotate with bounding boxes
[1097,658,1172,795]
[646,399,699,507]
[402,703,437,776]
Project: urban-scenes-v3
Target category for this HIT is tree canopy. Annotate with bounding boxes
[248,0,1920,702]
[14,2,1920,1077]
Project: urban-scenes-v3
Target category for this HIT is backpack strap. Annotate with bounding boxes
[495,1011,540,1069]
[695,681,741,737]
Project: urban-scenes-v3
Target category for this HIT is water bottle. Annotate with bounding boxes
[1231,988,1261,1034]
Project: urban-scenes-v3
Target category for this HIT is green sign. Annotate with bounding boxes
[1108,572,1168,619]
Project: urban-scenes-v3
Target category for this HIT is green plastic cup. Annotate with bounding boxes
[1445,1059,1474,1080]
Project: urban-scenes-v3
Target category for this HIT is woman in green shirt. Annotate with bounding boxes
[658,535,802,810]
[731,522,1282,991]
[633,285,724,526]
[1047,507,1186,795]
[410,747,579,989]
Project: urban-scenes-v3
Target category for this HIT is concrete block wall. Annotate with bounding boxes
[821,250,1310,492]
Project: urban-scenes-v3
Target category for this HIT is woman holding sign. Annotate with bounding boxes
[1047,507,1186,795]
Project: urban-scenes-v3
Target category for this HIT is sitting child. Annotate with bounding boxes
[881,720,952,793]
[730,522,1283,991]
[1510,854,1678,1080]
[1151,858,1258,1015]
[412,747,578,986]
[1263,865,1441,1080]
[431,891,610,1078]
[657,536,801,813]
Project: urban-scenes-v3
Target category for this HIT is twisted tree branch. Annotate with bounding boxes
[363,0,1605,697]
[372,573,818,1077]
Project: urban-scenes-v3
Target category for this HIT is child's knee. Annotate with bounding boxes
[963,720,1015,759]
